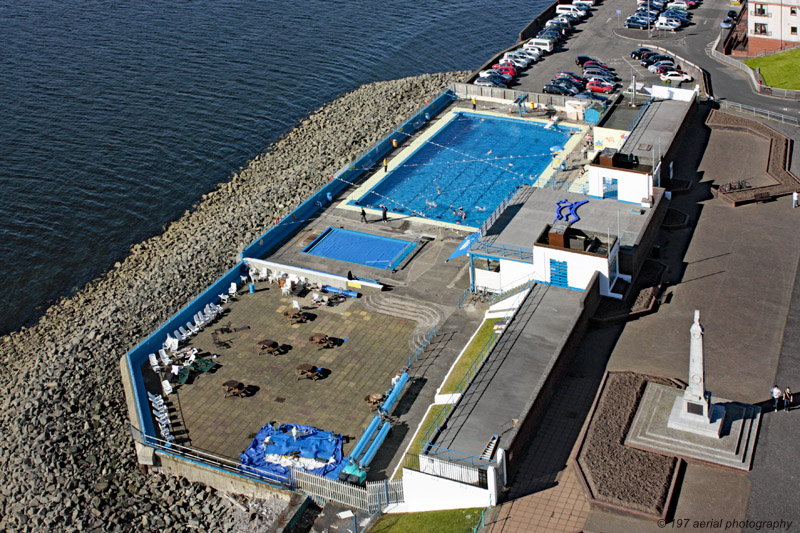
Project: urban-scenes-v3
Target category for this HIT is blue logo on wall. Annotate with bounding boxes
[555,199,588,224]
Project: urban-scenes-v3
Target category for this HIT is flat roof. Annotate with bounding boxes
[431,284,584,459]
[621,98,692,165]
[480,186,658,252]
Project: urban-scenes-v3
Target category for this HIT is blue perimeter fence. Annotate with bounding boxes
[125,89,457,478]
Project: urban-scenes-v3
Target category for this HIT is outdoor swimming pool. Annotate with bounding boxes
[352,113,572,227]
[302,227,417,270]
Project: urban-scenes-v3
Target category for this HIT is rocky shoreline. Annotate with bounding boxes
[0,71,468,532]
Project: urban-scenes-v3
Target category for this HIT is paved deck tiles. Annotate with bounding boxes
[165,287,416,460]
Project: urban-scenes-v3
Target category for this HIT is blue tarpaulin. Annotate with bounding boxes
[239,423,345,479]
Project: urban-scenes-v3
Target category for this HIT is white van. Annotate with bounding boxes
[556,5,588,17]
[526,38,554,53]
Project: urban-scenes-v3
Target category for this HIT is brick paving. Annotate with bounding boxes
[165,284,416,460]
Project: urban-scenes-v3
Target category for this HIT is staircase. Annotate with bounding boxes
[363,293,444,350]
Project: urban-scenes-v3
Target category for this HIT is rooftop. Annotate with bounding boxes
[478,186,658,252]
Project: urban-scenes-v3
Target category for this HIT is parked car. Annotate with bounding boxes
[584,73,618,85]
[583,60,612,71]
[480,69,513,81]
[555,71,586,84]
[515,48,541,61]
[586,79,616,93]
[575,55,599,66]
[720,17,733,29]
[491,64,517,77]
[551,82,580,95]
[583,68,619,81]
[640,50,660,61]
[474,78,506,88]
[654,21,679,31]
[659,16,686,27]
[653,63,680,74]
[480,74,511,85]
[660,71,693,82]
[502,54,530,68]
[727,9,738,18]
[663,9,692,22]
[574,91,609,102]
[543,84,573,95]
[553,78,585,91]
[642,54,672,66]
[624,17,650,29]
[648,60,676,73]
[630,47,653,59]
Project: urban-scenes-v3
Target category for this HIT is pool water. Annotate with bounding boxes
[302,227,417,270]
[353,113,571,227]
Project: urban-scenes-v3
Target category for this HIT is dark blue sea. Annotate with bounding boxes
[0,0,544,335]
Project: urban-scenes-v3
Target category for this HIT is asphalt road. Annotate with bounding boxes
[502,0,799,119]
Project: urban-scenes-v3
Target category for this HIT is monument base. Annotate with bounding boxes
[625,383,760,471]
[666,396,725,438]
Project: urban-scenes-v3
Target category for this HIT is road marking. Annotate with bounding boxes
[606,17,613,23]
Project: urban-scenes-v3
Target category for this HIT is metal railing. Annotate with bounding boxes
[409,325,437,368]
[707,38,800,101]
[714,100,799,126]
[627,98,653,132]
[479,187,519,236]
[293,468,404,513]
[487,277,535,305]
[470,240,534,262]
[131,425,292,487]
[404,453,488,488]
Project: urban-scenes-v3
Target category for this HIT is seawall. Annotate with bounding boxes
[0,71,468,531]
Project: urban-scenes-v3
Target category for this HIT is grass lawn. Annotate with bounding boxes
[440,318,501,395]
[371,507,483,533]
[744,48,800,90]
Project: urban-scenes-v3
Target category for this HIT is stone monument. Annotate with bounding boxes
[666,310,725,437]
[625,310,761,470]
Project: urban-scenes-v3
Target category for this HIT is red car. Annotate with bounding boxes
[583,60,612,71]
[586,79,616,93]
[492,63,517,77]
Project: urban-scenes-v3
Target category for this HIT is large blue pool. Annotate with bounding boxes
[352,113,571,227]
[302,227,417,270]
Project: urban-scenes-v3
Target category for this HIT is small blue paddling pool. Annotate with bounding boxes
[302,227,417,270]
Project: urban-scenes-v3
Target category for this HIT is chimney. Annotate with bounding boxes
[549,220,569,248]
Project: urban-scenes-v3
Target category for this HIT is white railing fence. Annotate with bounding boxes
[292,468,404,513]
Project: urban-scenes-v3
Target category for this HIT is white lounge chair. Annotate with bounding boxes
[162,380,173,395]
[178,325,191,339]
[159,349,171,367]
[164,335,179,352]
[186,322,199,335]
[311,293,322,306]
[292,300,301,311]
[148,353,161,373]
[228,282,237,298]
[147,391,164,403]
[173,329,188,342]
[219,293,229,305]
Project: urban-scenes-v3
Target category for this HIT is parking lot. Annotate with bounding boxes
[490,0,735,98]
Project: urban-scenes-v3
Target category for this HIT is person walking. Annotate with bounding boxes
[784,387,793,412]
[771,385,782,411]
[381,204,388,223]
[793,190,799,208]
[471,98,477,111]
[360,208,367,223]
[383,158,388,173]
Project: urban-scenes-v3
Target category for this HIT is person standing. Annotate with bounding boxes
[381,204,388,223]
[360,208,367,223]
[471,98,477,111]
[771,385,782,411]
[793,190,798,208]
[784,387,793,412]
[383,158,388,173]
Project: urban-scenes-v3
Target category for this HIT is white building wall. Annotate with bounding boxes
[748,0,800,45]
[474,268,502,292]
[533,245,610,294]
[398,468,494,512]
[587,164,653,204]
[498,259,535,291]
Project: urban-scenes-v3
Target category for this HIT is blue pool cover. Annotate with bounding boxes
[352,112,572,227]
[239,423,345,479]
[303,227,417,270]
